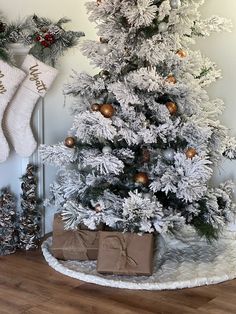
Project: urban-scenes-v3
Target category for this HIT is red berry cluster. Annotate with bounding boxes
[35,32,55,48]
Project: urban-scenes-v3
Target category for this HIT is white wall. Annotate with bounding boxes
[1,0,236,232]
[197,1,236,187]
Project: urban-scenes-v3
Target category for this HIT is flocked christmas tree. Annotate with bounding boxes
[40,0,236,240]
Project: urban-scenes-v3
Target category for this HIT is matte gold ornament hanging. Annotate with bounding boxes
[166,101,178,115]
[64,136,76,148]
[185,147,197,159]
[134,172,149,186]
[166,75,177,84]
[100,104,115,118]
[176,49,187,58]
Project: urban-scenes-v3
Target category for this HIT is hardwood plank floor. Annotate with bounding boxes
[1,250,236,313]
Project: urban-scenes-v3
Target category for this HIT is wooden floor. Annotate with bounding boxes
[1,250,236,314]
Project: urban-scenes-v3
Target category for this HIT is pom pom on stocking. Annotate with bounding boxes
[5,54,58,158]
[0,60,26,163]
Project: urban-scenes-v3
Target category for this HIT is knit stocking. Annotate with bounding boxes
[5,55,58,158]
[0,60,26,163]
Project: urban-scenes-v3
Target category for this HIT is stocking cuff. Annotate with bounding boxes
[21,54,58,97]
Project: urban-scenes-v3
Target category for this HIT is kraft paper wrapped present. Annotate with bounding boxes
[97,231,154,276]
[51,213,99,261]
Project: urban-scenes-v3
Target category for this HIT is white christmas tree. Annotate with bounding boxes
[40,0,236,240]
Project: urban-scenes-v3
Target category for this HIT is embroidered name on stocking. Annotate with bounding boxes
[29,64,47,94]
[0,71,7,94]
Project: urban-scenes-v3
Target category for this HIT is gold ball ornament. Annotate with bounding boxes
[134,172,149,186]
[91,103,100,111]
[64,136,76,148]
[185,147,197,159]
[176,49,187,58]
[100,104,115,118]
[166,75,177,84]
[166,101,178,115]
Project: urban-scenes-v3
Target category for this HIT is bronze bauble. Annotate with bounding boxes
[185,147,197,159]
[166,101,178,115]
[64,136,76,148]
[100,104,115,118]
[166,75,177,84]
[134,172,149,186]
[176,49,187,58]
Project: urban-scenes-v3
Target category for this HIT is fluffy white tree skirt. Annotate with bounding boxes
[42,229,236,290]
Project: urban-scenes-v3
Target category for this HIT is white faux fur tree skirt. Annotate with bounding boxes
[42,230,236,290]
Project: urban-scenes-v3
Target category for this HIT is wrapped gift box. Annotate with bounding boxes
[97,231,154,276]
[51,213,99,261]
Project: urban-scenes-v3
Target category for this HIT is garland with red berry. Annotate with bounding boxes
[29,15,84,65]
[0,13,84,65]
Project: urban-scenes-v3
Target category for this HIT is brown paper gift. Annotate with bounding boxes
[51,213,99,261]
[97,231,154,276]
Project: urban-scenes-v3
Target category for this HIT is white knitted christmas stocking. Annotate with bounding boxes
[5,55,58,158]
[0,60,26,163]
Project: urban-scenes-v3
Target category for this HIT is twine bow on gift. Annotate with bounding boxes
[58,230,98,260]
[102,235,138,271]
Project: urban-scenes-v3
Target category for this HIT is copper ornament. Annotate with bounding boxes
[64,136,76,148]
[134,172,149,186]
[100,104,115,118]
[166,75,177,84]
[176,49,187,58]
[166,101,178,115]
[185,147,197,159]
